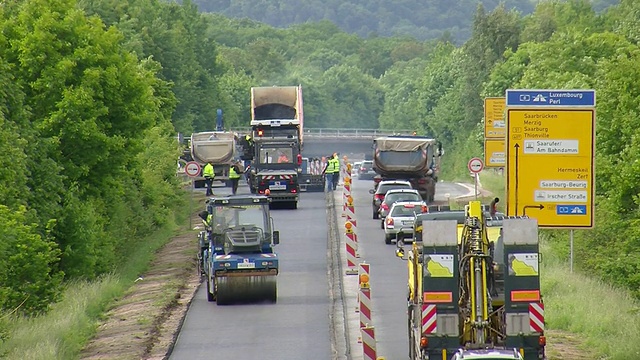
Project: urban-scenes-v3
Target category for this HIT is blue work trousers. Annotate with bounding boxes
[325,173,335,192]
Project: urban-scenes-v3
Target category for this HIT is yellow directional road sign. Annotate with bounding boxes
[506,109,595,228]
[484,139,506,167]
[484,97,506,138]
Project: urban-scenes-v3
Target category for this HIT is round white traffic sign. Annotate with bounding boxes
[185,161,201,177]
[467,157,484,174]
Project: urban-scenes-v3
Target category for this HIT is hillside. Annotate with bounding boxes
[192,0,619,42]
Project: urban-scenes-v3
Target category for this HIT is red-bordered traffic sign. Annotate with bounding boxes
[185,161,201,177]
[467,157,484,174]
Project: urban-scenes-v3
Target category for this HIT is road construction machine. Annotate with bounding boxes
[372,136,443,203]
[244,86,303,209]
[186,109,237,187]
[396,200,546,359]
[202,195,280,305]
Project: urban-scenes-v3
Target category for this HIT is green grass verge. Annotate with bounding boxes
[541,239,640,359]
[0,191,193,360]
[477,171,640,359]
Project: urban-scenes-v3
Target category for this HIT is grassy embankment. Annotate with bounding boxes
[0,191,196,360]
[479,171,640,360]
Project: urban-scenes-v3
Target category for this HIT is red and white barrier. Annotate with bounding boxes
[345,221,358,275]
[361,326,378,360]
[342,163,352,217]
[359,286,372,329]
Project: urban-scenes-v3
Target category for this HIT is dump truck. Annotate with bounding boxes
[202,195,280,305]
[188,109,237,187]
[396,201,546,360]
[372,136,442,203]
[245,86,303,209]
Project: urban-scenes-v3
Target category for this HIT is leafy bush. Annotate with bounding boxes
[0,206,63,314]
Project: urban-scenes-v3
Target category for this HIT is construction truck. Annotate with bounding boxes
[299,157,325,192]
[372,136,443,203]
[188,109,237,188]
[244,86,303,209]
[202,195,280,305]
[396,201,546,360]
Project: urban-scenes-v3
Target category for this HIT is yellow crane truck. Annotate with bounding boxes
[396,201,546,360]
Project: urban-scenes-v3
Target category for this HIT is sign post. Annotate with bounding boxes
[505,89,596,271]
[467,157,484,199]
[185,161,201,229]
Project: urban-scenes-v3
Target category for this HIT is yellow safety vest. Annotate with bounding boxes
[327,158,339,173]
[203,163,215,178]
[229,165,241,179]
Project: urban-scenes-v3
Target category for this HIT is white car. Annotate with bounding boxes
[383,201,427,244]
[377,189,422,228]
[352,162,362,176]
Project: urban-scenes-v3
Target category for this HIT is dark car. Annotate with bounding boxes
[358,160,376,180]
[369,180,413,219]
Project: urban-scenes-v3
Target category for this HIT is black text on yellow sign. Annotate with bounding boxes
[484,97,506,139]
[506,109,595,228]
[484,139,506,168]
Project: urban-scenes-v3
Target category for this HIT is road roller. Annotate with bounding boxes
[202,195,280,305]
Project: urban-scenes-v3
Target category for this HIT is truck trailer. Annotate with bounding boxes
[372,136,442,203]
[185,109,237,187]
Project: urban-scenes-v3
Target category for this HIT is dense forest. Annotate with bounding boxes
[1,0,640,322]
[192,0,619,42]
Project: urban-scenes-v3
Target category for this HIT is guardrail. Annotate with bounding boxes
[228,127,415,138]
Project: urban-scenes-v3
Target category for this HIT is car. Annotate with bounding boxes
[358,160,376,180]
[450,348,523,360]
[369,180,413,219]
[352,161,362,176]
[377,189,422,228]
[383,201,427,244]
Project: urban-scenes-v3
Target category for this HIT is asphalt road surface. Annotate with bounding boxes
[169,184,332,360]
[342,177,472,359]
[169,178,471,360]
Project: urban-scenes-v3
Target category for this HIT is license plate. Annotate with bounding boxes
[269,181,286,190]
[237,262,255,269]
[368,170,375,174]
[402,221,414,226]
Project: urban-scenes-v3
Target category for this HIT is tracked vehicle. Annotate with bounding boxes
[202,195,280,305]
[396,201,546,359]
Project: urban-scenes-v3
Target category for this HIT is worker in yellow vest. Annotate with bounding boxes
[229,160,243,195]
[203,160,215,196]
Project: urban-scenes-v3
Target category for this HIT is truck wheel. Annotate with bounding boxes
[206,278,214,302]
[290,201,298,210]
[373,210,379,219]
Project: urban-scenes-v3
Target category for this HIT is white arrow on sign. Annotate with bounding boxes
[185,161,201,177]
[468,157,484,174]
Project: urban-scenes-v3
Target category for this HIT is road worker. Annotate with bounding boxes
[203,160,215,196]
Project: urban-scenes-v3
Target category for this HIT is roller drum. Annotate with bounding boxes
[216,274,277,305]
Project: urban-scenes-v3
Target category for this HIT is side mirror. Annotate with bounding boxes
[395,239,406,259]
[369,189,375,194]
[273,230,280,245]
